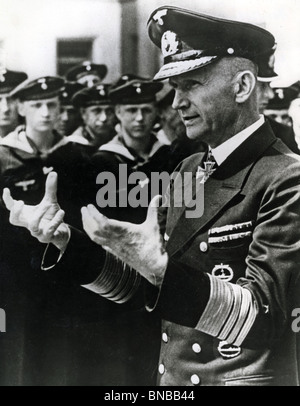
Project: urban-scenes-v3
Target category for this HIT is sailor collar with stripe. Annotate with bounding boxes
[68,126,90,146]
[99,133,165,162]
[211,115,265,166]
[68,126,96,146]
[0,125,70,154]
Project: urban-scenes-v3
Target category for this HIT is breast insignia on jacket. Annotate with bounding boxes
[208,221,254,245]
[42,166,54,175]
[209,221,253,235]
[14,179,36,191]
[217,341,241,359]
[209,231,252,244]
[164,233,169,241]
[212,263,233,282]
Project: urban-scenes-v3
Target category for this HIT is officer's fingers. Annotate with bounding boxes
[43,210,65,238]
[28,203,51,235]
[81,207,99,234]
[85,204,108,224]
[86,204,134,236]
[145,195,162,227]
[2,188,14,211]
[9,200,25,225]
[43,172,58,203]
[85,205,115,235]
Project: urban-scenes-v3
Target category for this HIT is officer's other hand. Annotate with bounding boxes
[81,195,168,287]
[3,172,69,250]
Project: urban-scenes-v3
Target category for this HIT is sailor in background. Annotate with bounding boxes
[0,76,94,385]
[90,74,174,224]
[69,83,117,151]
[55,81,84,136]
[256,50,299,153]
[264,86,297,127]
[0,69,27,138]
[65,61,107,88]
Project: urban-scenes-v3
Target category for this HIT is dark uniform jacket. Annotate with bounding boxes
[43,121,300,386]
[155,121,300,386]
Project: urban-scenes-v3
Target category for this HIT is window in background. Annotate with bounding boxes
[56,38,94,77]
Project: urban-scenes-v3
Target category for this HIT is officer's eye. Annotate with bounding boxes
[169,80,178,89]
[182,80,199,91]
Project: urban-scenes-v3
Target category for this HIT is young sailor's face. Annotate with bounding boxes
[19,96,60,132]
[116,103,158,139]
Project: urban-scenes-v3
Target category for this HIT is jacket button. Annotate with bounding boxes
[192,343,201,353]
[162,333,168,343]
[158,364,165,375]
[199,242,208,252]
[191,374,200,385]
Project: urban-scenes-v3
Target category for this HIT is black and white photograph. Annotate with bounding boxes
[0,0,300,389]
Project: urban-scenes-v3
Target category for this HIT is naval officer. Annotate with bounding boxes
[4,6,300,386]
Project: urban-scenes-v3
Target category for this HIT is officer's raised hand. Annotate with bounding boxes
[3,172,69,250]
[81,195,168,287]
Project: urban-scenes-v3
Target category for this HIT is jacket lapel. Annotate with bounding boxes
[166,121,277,256]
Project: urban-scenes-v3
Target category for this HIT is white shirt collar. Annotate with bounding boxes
[211,115,265,166]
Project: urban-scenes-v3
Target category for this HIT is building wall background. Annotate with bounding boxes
[0,0,299,86]
[0,0,121,81]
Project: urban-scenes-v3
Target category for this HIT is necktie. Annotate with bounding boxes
[196,148,218,184]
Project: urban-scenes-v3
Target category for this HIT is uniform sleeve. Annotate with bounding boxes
[156,161,300,347]
[42,227,142,304]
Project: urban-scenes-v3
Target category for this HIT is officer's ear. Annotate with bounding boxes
[17,100,26,117]
[234,70,256,104]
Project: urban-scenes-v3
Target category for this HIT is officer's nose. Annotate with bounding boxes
[172,89,188,110]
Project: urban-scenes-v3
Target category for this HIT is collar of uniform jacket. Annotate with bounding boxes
[99,133,165,162]
[211,115,265,166]
[0,125,70,154]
